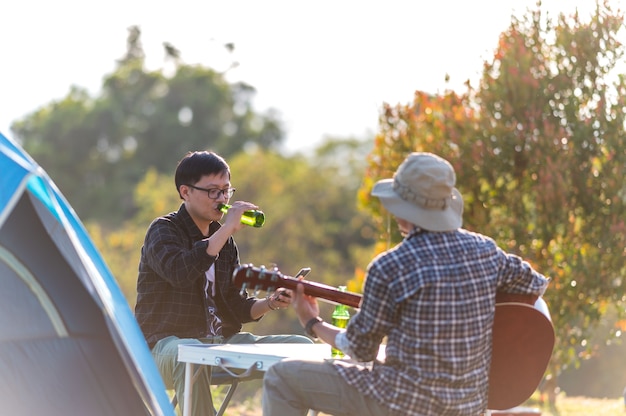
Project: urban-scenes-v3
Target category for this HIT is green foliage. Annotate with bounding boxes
[558,305,626,398]
[85,220,146,306]
[133,167,182,226]
[85,169,182,307]
[228,146,375,280]
[359,0,626,378]
[12,26,284,224]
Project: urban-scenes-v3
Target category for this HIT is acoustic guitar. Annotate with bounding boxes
[232,264,555,410]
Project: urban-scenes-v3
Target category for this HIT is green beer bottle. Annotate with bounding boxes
[331,286,351,358]
[218,203,265,228]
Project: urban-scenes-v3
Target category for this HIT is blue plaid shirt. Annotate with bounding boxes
[334,228,549,416]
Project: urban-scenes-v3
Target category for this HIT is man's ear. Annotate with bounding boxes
[179,185,189,200]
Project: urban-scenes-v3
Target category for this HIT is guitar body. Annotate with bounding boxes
[232,264,554,410]
[488,298,555,410]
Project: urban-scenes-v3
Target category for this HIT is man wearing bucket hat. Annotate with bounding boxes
[263,152,550,416]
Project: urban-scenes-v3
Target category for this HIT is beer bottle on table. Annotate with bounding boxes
[218,203,265,228]
[331,286,351,358]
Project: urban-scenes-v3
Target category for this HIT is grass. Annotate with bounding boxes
[219,388,626,416]
[526,393,624,416]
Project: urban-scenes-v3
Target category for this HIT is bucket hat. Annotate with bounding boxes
[371,152,463,231]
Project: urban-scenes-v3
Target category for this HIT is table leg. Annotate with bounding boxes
[183,362,194,416]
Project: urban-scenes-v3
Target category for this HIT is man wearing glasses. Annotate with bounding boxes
[135,150,311,416]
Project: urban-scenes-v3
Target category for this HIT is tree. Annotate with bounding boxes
[11,26,284,224]
[474,0,626,376]
[359,0,626,397]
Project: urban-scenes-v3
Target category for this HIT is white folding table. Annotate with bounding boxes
[177,343,382,416]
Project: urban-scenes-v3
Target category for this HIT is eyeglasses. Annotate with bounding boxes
[187,185,236,199]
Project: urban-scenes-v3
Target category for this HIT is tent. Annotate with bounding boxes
[0,132,174,415]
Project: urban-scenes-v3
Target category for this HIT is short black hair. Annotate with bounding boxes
[175,151,230,197]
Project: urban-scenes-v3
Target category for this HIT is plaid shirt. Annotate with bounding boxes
[135,204,258,348]
[334,228,549,416]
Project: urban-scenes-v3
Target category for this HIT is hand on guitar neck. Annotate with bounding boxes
[232,264,362,308]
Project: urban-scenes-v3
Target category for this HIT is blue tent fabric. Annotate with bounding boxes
[0,132,174,415]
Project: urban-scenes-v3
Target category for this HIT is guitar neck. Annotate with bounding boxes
[233,265,362,308]
[279,277,362,308]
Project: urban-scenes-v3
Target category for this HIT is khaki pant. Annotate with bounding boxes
[152,332,312,416]
[262,358,391,416]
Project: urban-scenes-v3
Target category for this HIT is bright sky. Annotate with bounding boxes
[0,0,620,154]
